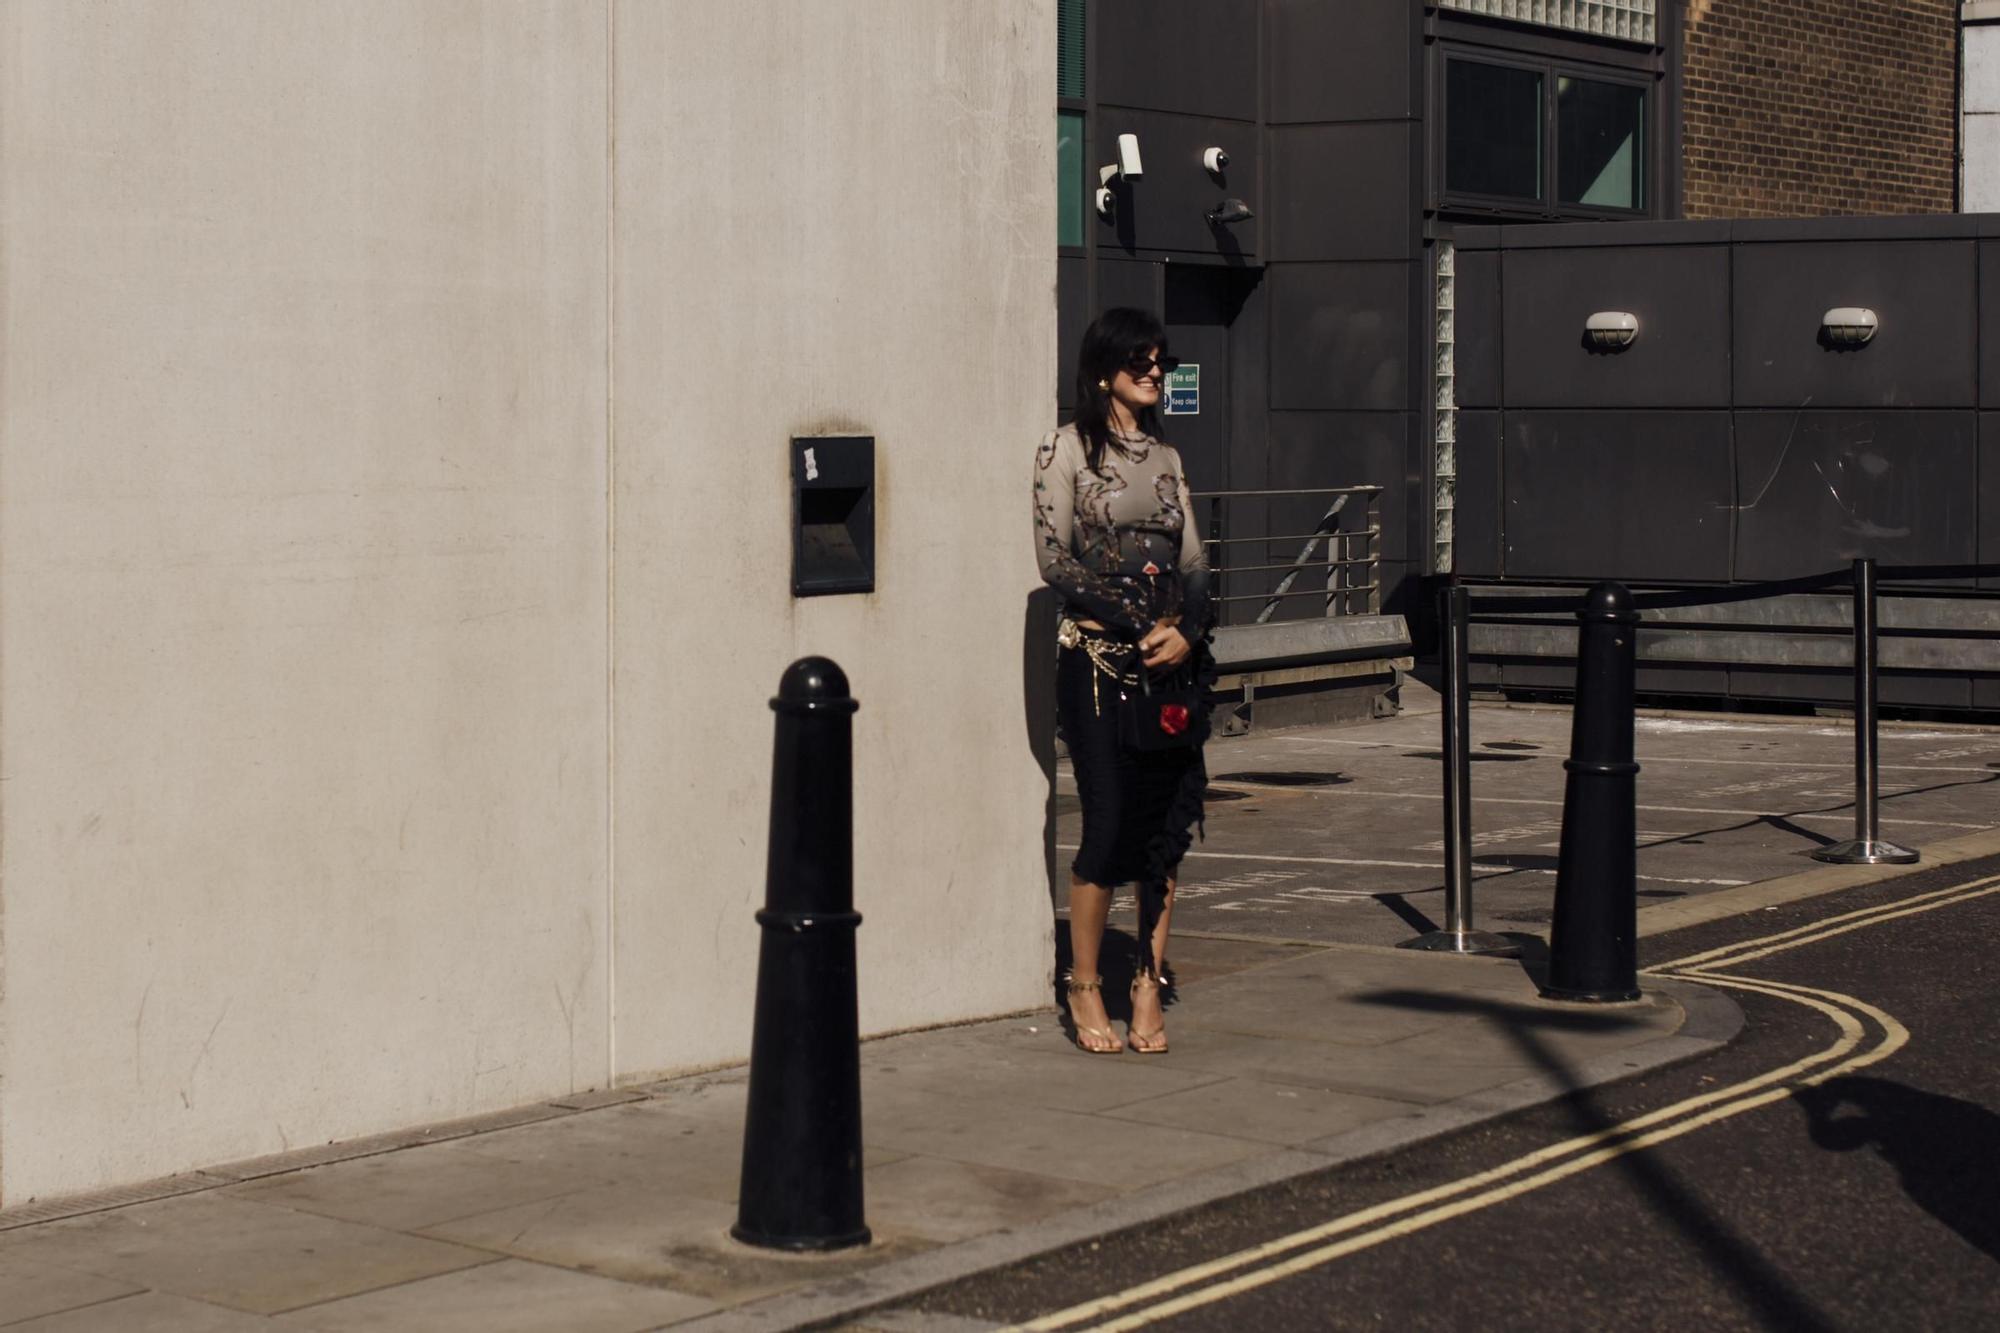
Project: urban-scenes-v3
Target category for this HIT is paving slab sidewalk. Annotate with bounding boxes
[0,940,1735,1333]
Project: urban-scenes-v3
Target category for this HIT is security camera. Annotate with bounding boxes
[1203,146,1229,174]
[1117,133,1144,181]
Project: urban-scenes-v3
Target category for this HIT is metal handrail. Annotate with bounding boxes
[1195,486,1386,499]
[1231,525,1375,540]
[1190,484,1384,621]
[1214,584,1381,604]
[1215,559,1375,577]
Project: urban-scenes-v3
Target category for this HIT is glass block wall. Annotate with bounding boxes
[1436,0,1655,44]
[1431,241,1456,576]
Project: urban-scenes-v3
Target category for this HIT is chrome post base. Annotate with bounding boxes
[1399,929,1520,957]
[1810,839,1919,866]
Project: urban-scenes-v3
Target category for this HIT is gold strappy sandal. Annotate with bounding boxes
[1066,975,1123,1055]
[1128,971,1169,1055]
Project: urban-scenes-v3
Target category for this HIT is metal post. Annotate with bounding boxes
[1208,499,1226,628]
[1544,582,1641,1002]
[1367,491,1383,615]
[1403,584,1515,956]
[732,657,871,1251]
[1811,559,1918,865]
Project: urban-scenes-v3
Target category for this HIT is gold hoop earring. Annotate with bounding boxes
[1097,378,1111,391]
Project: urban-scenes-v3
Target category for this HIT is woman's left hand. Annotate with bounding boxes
[1139,622,1192,670]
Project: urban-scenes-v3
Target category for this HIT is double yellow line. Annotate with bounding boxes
[1014,873,2000,1332]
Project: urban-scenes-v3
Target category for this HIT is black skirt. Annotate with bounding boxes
[1056,638,1208,892]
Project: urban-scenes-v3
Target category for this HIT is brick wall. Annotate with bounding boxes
[1681,0,1957,218]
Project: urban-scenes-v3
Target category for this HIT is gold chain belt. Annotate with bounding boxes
[1058,616,1141,716]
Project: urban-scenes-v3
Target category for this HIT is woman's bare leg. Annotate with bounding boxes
[1067,874,1120,1052]
[1129,878,1174,1051]
[1150,876,1176,976]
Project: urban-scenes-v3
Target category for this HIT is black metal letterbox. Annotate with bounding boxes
[791,436,875,596]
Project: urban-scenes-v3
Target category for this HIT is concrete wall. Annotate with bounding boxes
[0,0,1054,1202]
[608,2,1056,1078]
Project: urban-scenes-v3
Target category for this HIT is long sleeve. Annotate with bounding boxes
[1033,432,1154,639]
[1172,465,1214,640]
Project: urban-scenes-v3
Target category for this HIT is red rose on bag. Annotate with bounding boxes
[1159,704,1190,736]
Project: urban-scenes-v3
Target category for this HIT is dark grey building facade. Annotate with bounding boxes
[1058,2,1998,709]
[1058,1,1678,619]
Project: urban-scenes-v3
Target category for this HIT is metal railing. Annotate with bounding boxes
[1191,485,1384,623]
[1407,556,2000,961]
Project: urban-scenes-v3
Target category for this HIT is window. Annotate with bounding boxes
[1057,0,1086,248]
[1557,75,1644,209]
[1058,112,1085,247]
[1439,50,1650,218]
[1445,59,1543,202]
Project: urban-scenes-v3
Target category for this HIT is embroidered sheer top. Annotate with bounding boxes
[1033,423,1213,643]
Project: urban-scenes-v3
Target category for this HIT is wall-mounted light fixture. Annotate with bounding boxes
[1096,132,1145,220]
[1584,311,1639,351]
[1821,307,1879,347]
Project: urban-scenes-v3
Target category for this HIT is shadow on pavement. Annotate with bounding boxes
[1500,931,1551,987]
[1351,988,1842,1331]
[1351,987,1650,1035]
[1629,770,2000,860]
[1373,892,1440,936]
[1023,586,1061,918]
[1210,770,1353,787]
[1794,1076,2000,1264]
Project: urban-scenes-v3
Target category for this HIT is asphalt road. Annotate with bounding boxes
[903,854,2000,1331]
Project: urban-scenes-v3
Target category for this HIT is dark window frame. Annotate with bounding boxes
[1437,47,1551,213]
[1550,64,1650,216]
[1428,19,1664,223]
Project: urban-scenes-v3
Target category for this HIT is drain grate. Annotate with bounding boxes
[0,1171,236,1231]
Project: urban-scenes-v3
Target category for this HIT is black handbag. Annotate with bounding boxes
[1117,654,1207,751]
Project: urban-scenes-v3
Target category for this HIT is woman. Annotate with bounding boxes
[1033,307,1213,1055]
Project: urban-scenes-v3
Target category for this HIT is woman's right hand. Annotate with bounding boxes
[1139,621,1192,670]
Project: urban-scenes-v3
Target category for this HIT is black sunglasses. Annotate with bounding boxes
[1123,351,1180,377]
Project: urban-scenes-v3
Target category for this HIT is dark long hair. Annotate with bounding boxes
[1074,307,1169,474]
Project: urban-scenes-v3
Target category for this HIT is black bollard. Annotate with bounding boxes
[1543,582,1641,1003]
[732,657,870,1251]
